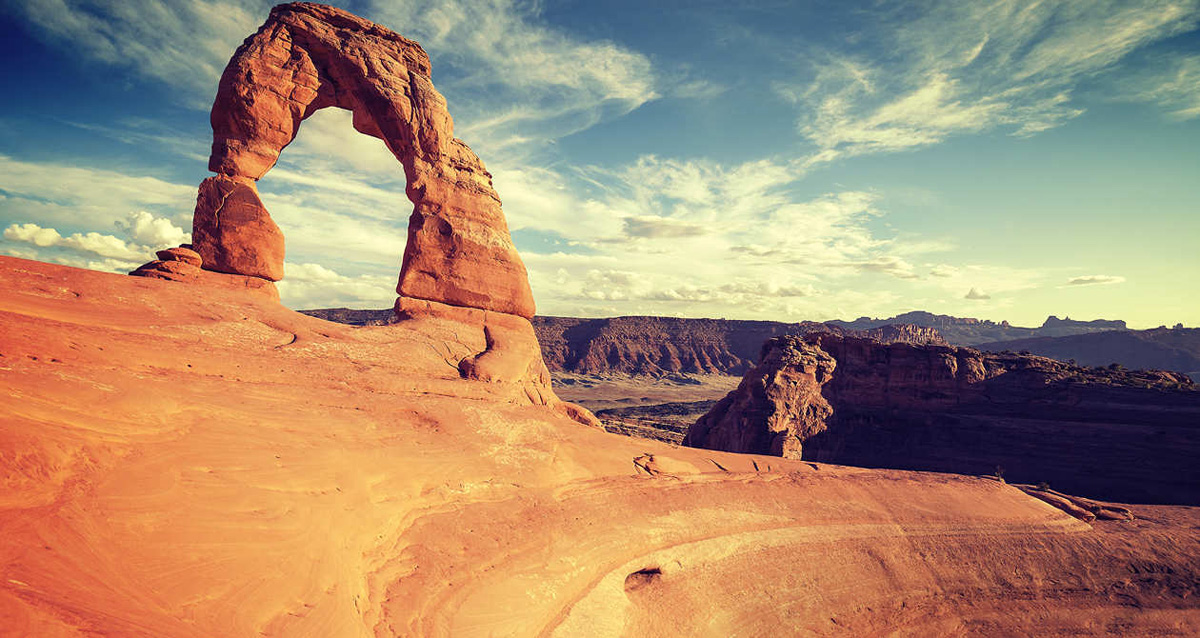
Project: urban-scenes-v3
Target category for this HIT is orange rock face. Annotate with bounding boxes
[193,1,535,317]
[190,176,285,281]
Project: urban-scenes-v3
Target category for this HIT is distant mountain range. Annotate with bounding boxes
[300,308,1198,379]
[828,312,1199,380]
[828,311,1129,345]
[976,328,1200,379]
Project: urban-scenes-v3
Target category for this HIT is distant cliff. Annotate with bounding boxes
[830,312,1129,345]
[685,333,1200,504]
[301,307,1197,381]
[977,327,1200,380]
[299,309,945,376]
[532,316,944,376]
[300,308,395,325]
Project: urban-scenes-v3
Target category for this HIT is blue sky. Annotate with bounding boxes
[1,0,1197,328]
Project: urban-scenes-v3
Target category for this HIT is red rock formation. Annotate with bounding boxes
[683,335,835,458]
[126,3,594,425]
[976,328,1200,381]
[831,310,1131,346]
[155,2,535,318]
[130,244,281,301]
[856,322,946,346]
[685,332,1200,503]
[190,176,285,281]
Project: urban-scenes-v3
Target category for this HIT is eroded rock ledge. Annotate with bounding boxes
[685,332,1200,503]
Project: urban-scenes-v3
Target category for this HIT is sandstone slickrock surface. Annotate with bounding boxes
[145,1,535,318]
[4,256,1200,636]
[686,332,1200,504]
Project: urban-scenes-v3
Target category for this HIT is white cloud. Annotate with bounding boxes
[1065,274,1126,286]
[9,0,664,156]
[364,0,659,157]
[622,216,708,239]
[0,154,195,231]
[6,222,143,260]
[785,0,1200,162]
[61,231,148,260]
[277,109,403,179]
[118,211,190,247]
[277,262,396,309]
[503,155,1000,321]
[3,211,189,264]
[3,223,61,247]
[964,287,991,300]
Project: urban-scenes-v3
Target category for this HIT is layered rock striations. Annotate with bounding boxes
[532,315,944,376]
[686,333,1200,503]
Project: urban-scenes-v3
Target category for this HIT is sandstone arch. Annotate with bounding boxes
[190,2,535,319]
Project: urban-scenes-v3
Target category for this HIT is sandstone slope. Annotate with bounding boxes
[3,257,1200,636]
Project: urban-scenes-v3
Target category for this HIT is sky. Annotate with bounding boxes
[0,0,1198,328]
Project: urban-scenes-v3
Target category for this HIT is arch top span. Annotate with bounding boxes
[191,1,536,319]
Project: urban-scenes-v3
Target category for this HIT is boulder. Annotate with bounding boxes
[683,335,835,458]
[155,246,203,267]
[190,176,285,281]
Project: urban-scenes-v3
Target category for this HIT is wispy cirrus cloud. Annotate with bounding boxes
[10,0,663,155]
[0,154,195,230]
[778,0,1200,163]
[359,0,661,157]
[11,0,269,107]
[499,155,997,320]
[1112,53,1200,119]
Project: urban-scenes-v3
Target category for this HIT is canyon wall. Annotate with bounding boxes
[532,315,943,376]
[686,333,1200,504]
